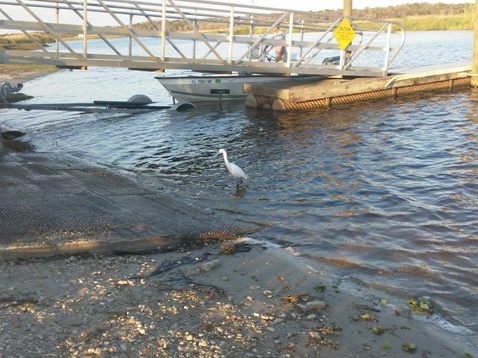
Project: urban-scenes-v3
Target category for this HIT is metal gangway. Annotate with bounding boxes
[0,0,406,77]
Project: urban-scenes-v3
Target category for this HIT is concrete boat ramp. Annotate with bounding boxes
[245,62,472,111]
[0,150,259,261]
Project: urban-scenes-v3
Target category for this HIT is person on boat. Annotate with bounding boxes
[271,25,287,63]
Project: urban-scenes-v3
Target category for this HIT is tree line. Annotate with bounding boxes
[133,2,475,32]
[327,2,473,19]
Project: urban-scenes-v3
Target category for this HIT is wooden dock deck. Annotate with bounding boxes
[244,62,472,111]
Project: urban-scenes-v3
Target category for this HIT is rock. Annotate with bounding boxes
[1,130,25,140]
[395,305,412,317]
[185,259,221,276]
[308,331,321,340]
[297,300,326,313]
[260,314,274,321]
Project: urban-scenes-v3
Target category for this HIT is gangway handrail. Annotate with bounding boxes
[0,0,406,77]
[293,17,344,68]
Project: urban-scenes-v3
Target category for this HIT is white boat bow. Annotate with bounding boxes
[155,72,290,102]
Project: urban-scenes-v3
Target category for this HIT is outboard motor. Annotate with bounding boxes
[1,82,23,96]
[1,82,23,103]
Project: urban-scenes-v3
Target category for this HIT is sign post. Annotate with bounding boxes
[343,0,352,17]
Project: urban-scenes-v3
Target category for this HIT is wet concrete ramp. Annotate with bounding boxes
[0,152,257,260]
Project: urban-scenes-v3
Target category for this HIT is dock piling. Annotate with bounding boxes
[471,0,478,88]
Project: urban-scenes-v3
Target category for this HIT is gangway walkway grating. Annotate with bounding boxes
[0,0,406,77]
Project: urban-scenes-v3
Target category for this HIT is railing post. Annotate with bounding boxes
[299,19,305,58]
[193,19,197,60]
[0,125,3,153]
[287,12,293,66]
[129,13,133,57]
[161,0,166,62]
[82,0,88,70]
[229,6,234,64]
[249,14,254,61]
[384,22,392,73]
[55,4,59,53]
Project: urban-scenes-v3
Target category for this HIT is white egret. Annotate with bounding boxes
[218,148,248,187]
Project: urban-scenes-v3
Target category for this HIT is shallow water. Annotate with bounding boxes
[2,30,477,332]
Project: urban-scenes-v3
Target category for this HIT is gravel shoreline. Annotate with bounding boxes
[1,242,478,357]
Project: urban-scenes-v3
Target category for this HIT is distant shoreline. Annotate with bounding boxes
[0,64,57,85]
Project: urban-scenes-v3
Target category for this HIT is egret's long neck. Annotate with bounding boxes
[222,152,229,164]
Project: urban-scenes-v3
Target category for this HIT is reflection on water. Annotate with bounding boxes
[1,31,478,333]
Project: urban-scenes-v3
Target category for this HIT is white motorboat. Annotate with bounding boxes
[155,72,288,102]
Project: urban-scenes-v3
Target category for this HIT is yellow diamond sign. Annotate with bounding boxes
[333,18,355,50]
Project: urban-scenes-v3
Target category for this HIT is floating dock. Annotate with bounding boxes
[244,62,472,111]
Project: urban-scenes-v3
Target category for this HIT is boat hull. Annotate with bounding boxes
[155,73,286,102]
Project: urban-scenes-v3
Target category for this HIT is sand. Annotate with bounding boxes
[0,64,56,84]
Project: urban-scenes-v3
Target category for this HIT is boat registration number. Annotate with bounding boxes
[191,79,221,84]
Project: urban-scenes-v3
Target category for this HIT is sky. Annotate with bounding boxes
[243,0,475,12]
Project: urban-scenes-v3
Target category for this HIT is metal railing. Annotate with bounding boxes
[0,0,406,77]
